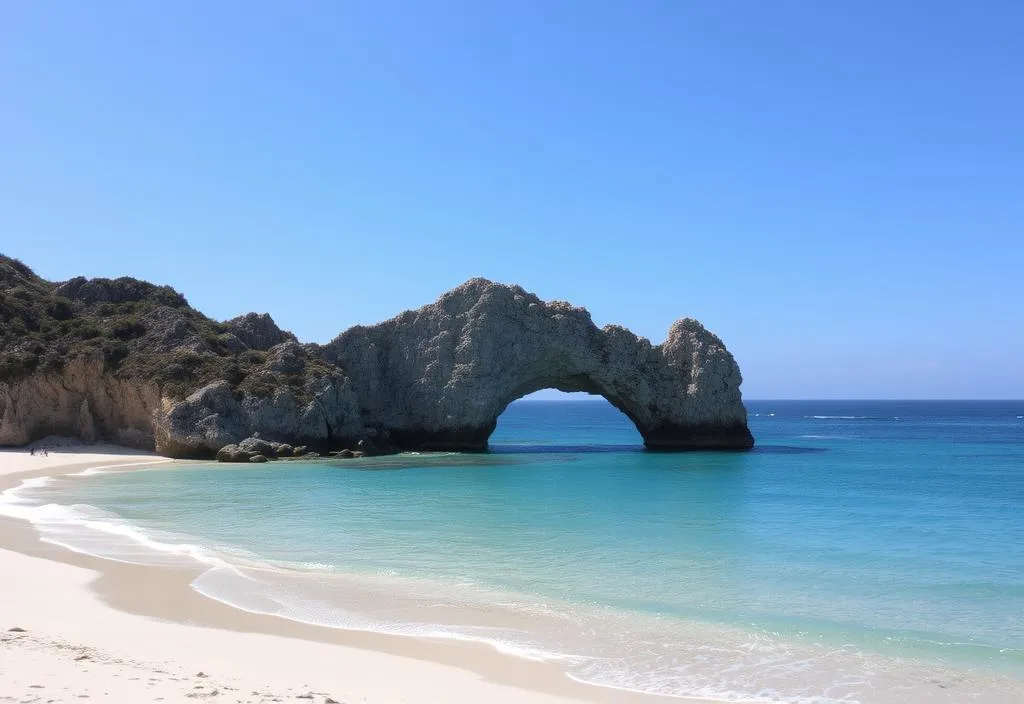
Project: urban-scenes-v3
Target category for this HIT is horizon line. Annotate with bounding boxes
[514,397,1024,402]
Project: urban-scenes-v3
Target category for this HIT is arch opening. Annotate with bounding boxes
[488,388,645,453]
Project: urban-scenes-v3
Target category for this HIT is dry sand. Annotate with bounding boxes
[0,445,709,704]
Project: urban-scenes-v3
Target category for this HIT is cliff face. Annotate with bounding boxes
[155,343,364,457]
[325,279,752,450]
[0,255,753,455]
[0,356,160,448]
[0,255,364,456]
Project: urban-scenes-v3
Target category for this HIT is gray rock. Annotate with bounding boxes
[325,279,752,450]
[139,306,196,351]
[155,367,363,457]
[337,448,355,458]
[274,443,294,457]
[263,342,306,374]
[216,444,253,462]
[248,453,268,463]
[4,266,751,456]
[238,436,276,457]
[55,276,187,307]
[224,313,297,351]
[157,381,247,457]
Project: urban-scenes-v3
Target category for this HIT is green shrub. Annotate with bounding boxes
[110,319,147,341]
[46,297,75,321]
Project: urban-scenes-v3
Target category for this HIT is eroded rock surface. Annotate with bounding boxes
[0,356,159,449]
[325,279,753,450]
[224,313,297,351]
[2,255,753,455]
[155,363,363,458]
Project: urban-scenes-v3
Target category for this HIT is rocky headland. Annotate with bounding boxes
[0,255,754,458]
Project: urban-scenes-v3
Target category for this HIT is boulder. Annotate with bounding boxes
[216,444,253,462]
[158,381,247,457]
[248,453,268,463]
[238,436,276,457]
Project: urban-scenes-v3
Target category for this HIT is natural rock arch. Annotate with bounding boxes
[0,254,752,456]
[325,279,753,451]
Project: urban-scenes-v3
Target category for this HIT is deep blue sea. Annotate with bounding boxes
[3,400,1023,702]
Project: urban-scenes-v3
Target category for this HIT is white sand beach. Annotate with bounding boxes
[0,445,703,704]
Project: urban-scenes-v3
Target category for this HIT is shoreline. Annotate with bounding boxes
[0,446,716,704]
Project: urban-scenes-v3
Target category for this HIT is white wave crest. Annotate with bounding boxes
[0,476,229,570]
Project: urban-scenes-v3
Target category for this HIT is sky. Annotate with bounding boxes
[1,2,1022,399]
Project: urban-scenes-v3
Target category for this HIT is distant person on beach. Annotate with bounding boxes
[29,448,35,456]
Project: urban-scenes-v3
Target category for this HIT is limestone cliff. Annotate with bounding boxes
[0,356,160,448]
[325,279,752,450]
[0,255,364,456]
[1,255,753,455]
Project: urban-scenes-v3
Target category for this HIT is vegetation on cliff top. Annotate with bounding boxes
[0,254,331,399]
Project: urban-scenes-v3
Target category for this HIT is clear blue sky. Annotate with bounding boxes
[2,2,1021,399]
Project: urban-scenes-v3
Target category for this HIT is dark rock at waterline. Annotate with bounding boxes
[239,436,276,457]
[216,444,253,463]
[248,453,268,463]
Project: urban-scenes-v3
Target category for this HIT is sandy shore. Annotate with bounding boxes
[0,445,709,704]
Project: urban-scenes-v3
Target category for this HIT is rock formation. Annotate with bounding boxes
[0,255,754,455]
[156,360,363,457]
[224,313,297,351]
[0,356,160,449]
[325,279,752,450]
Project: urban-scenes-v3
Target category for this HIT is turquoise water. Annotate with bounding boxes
[4,400,1023,702]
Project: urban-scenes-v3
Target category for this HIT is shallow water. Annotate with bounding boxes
[3,400,1023,702]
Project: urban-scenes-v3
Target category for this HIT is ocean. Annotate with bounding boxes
[3,400,1022,702]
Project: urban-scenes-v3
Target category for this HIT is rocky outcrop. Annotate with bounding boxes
[224,313,297,351]
[325,279,752,450]
[215,437,301,463]
[153,341,364,457]
[0,356,160,449]
[154,373,363,457]
[55,276,187,307]
[2,254,753,455]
